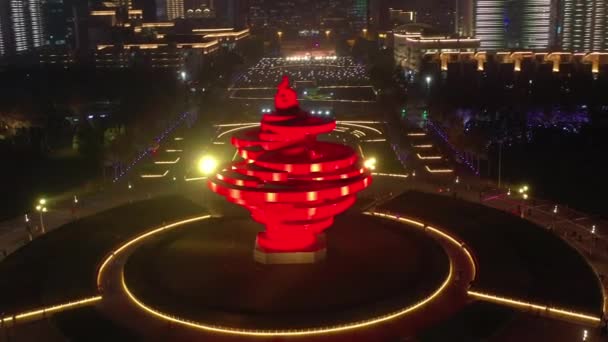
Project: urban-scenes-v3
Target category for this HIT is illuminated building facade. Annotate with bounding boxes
[152,0,186,20]
[474,0,557,50]
[349,0,368,30]
[43,0,68,46]
[0,0,45,56]
[560,0,607,52]
[167,0,184,20]
[455,0,473,36]
[0,3,6,56]
[394,33,480,72]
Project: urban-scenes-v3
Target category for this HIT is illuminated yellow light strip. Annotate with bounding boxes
[96,215,212,289]
[229,96,375,103]
[192,27,235,32]
[337,122,382,135]
[154,157,180,164]
[214,122,259,127]
[184,176,207,182]
[203,29,250,38]
[1,296,102,322]
[122,259,452,336]
[467,291,601,324]
[417,153,442,160]
[140,170,169,178]
[174,137,184,141]
[372,172,408,178]
[407,133,426,137]
[413,144,433,148]
[337,121,385,124]
[213,141,226,145]
[90,10,115,16]
[142,22,174,28]
[214,121,384,127]
[425,166,453,173]
[217,124,259,139]
[166,149,183,152]
[106,212,456,336]
[366,212,477,280]
[363,139,386,142]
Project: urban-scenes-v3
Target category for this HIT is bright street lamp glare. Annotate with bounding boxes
[426,76,431,84]
[364,157,377,170]
[42,207,48,212]
[39,198,46,205]
[36,205,41,211]
[198,156,218,175]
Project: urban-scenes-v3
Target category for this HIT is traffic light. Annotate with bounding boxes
[401,108,407,118]
[422,110,428,120]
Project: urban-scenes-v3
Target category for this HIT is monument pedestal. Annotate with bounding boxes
[254,234,326,264]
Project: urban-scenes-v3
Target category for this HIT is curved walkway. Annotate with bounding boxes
[95,211,475,340]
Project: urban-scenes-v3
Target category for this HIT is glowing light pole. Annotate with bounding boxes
[518,186,529,218]
[25,214,32,241]
[35,199,48,234]
[198,155,218,176]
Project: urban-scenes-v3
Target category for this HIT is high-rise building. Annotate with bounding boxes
[349,0,368,30]
[455,0,473,36]
[110,0,132,9]
[560,0,607,52]
[0,0,45,55]
[474,0,556,50]
[215,0,247,28]
[167,0,184,20]
[43,0,68,46]
[0,2,7,56]
[521,0,554,50]
[369,0,389,31]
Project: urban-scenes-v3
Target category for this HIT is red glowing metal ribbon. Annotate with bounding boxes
[208,76,372,252]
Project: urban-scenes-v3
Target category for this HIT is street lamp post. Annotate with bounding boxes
[425,75,432,97]
[35,199,47,234]
[24,214,32,241]
[199,155,218,206]
[518,186,529,218]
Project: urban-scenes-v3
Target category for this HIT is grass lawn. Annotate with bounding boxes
[380,191,603,315]
[0,195,203,314]
[50,306,139,342]
[418,301,516,341]
[124,214,449,329]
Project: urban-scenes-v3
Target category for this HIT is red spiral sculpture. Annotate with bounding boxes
[208,76,372,254]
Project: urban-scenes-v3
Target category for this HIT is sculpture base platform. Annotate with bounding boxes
[253,235,326,264]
